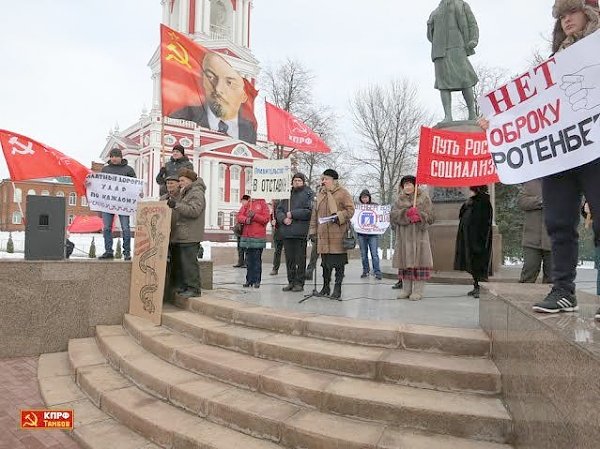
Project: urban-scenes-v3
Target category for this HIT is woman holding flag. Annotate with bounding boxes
[390,176,435,301]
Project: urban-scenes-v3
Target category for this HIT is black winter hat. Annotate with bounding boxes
[359,189,372,203]
[241,194,251,201]
[172,144,185,154]
[322,169,339,180]
[109,148,122,157]
[400,175,416,188]
[292,172,307,183]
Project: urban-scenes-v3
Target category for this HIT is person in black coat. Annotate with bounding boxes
[156,144,194,196]
[454,185,493,298]
[276,173,314,292]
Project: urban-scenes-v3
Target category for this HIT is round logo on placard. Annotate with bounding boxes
[358,210,378,231]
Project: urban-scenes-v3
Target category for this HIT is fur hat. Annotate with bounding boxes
[322,169,339,180]
[178,168,197,182]
[552,0,600,52]
[400,175,416,188]
[553,0,598,18]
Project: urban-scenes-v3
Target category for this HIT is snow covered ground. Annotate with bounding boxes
[0,231,238,260]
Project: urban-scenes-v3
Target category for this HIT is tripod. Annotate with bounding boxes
[299,265,320,303]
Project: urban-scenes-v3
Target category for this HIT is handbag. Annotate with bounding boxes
[342,223,357,250]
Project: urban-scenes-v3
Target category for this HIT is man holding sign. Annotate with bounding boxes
[98,148,137,260]
[479,0,600,318]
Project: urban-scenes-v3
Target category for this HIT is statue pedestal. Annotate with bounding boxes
[428,122,503,273]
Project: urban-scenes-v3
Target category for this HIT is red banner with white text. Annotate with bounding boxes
[0,129,91,195]
[416,126,499,187]
[265,102,331,153]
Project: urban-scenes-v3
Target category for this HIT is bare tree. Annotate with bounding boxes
[261,59,346,185]
[350,79,431,206]
[455,64,509,118]
[350,79,432,258]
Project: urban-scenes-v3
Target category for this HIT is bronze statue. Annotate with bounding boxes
[427,0,479,122]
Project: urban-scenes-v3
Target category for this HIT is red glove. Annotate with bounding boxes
[406,207,421,223]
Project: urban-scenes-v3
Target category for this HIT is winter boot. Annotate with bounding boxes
[397,280,412,299]
[318,267,332,297]
[467,281,480,298]
[330,266,344,300]
[409,281,425,301]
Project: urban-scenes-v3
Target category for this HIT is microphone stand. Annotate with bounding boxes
[299,257,319,303]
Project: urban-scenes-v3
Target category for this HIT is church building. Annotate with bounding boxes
[101,0,269,242]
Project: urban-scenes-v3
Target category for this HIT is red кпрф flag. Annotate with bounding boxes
[160,24,258,144]
[416,126,499,187]
[265,102,331,153]
[0,129,91,195]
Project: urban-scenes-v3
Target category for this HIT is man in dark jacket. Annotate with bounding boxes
[161,175,182,302]
[167,169,207,298]
[99,148,137,260]
[156,144,194,196]
[276,173,314,291]
[356,189,382,280]
[270,199,284,275]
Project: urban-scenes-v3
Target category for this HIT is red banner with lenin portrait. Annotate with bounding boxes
[160,24,258,144]
[416,126,499,187]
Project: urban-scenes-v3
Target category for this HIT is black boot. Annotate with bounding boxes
[318,267,331,297]
[467,281,480,298]
[330,266,344,300]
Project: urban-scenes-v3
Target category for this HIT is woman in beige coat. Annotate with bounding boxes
[309,169,355,300]
[390,176,435,300]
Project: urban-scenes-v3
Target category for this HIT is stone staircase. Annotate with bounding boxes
[37,293,514,449]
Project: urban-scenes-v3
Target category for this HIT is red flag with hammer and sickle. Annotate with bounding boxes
[0,129,91,195]
[160,24,258,144]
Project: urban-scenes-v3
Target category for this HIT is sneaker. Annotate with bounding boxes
[595,308,600,321]
[532,289,578,313]
[98,253,114,260]
[360,273,368,279]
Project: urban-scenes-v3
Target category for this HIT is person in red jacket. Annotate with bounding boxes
[237,198,270,288]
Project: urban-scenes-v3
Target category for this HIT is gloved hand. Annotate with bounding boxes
[332,215,340,224]
[167,198,177,209]
[248,210,255,218]
[406,207,421,223]
[245,217,252,224]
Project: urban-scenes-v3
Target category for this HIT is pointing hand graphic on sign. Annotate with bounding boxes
[560,65,600,111]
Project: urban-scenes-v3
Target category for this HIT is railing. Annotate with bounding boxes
[210,24,231,41]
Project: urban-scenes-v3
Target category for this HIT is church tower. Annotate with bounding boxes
[100,0,268,240]
[150,0,259,111]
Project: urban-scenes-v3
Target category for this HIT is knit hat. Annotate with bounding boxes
[178,168,197,182]
[292,172,307,183]
[241,194,251,201]
[109,148,122,158]
[400,175,416,188]
[322,169,339,180]
[172,144,185,155]
[359,189,372,203]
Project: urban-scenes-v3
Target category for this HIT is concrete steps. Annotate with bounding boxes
[176,295,491,356]
[37,296,515,448]
[159,304,500,395]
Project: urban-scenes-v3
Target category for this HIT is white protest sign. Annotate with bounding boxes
[251,159,292,201]
[478,30,600,184]
[351,205,391,235]
[86,173,145,216]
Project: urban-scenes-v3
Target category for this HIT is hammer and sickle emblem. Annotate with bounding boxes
[166,42,192,69]
[23,413,38,427]
[8,136,35,156]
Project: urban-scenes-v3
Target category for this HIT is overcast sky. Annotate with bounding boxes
[0,0,554,179]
